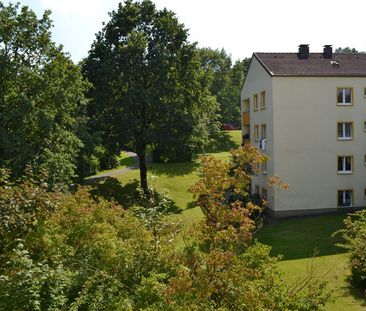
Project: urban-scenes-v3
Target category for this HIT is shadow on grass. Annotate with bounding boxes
[186,201,198,210]
[205,131,239,153]
[342,284,366,307]
[255,214,348,260]
[86,177,140,208]
[149,161,200,177]
[85,177,182,215]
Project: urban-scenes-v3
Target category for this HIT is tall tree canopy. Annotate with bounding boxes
[0,2,87,186]
[83,0,219,192]
[198,48,250,127]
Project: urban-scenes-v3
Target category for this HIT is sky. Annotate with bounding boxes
[7,0,366,63]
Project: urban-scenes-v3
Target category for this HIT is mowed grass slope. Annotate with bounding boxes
[94,130,242,225]
[256,214,366,310]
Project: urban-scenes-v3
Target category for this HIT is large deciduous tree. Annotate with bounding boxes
[0,2,87,186]
[198,48,250,127]
[83,0,219,192]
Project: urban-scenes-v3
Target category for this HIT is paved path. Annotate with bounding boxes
[84,151,151,183]
[92,151,139,178]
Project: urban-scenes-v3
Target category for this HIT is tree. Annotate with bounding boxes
[198,48,250,126]
[0,2,87,186]
[83,0,219,192]
[164,146,329,310]
[334,47,361,54]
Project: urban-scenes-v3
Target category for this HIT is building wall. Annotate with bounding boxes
[241,57,274,209]
[272,76,366,212]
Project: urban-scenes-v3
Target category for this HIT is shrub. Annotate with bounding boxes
[335,210,366,292]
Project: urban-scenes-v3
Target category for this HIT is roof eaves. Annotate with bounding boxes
[253,53,274,76]
[270,73,366,77]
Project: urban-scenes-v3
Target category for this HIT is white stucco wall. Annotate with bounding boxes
[272,76,366,212]
[241,57,274,209]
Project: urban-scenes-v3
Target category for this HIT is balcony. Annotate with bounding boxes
[242,112,250,126]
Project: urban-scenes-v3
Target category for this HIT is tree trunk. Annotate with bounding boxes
[138,152,148,194]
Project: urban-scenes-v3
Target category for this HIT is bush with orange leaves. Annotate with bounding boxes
[165,146,330,310]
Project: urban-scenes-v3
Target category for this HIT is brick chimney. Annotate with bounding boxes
[298,44,310,59]
[323,45,333,59]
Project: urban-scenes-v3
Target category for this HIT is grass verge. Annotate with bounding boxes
[256,214,366,310]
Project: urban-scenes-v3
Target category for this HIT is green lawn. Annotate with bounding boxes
[88,130,242,226]
[256,214,366,310]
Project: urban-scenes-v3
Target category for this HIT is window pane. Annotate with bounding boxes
[338,190,344,206]
[345,123,352,137]
[337,123,343,137]
[337,89,343,103]
[345,89,351,103]
[345,190,352,206]
[345,157,352,171]
[338,157,343,171]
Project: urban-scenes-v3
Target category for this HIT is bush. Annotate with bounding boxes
[0,149,330,310]
[335,210,366,292]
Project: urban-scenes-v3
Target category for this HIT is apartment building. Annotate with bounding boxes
[241,44,366,217]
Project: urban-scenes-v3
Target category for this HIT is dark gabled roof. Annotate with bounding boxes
[254,53,366,77]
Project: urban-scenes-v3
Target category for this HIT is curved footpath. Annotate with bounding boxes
[84,152,151,183]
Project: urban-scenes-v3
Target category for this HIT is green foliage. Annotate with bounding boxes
[335,210,366,292]
[334,47,361,54]
[0,243,71,311]
[0,146,330,310]
[0,2,87,186]
[83,0,220,190]
[169,146,330,310]
[198,48,250,126]
[0,168,60,255]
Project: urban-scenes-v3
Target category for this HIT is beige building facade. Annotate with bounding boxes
[241,45,366,217]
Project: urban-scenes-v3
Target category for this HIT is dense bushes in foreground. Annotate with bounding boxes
[336,210,366,294]
[0,147,331,310]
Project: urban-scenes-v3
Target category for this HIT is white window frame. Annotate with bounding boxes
[337,156,353,174]
[338,156,353,174]
[338,190,353,207]
[337,88,353,105]
[253,94,258,111]
[337,122,352,140]
[260,91,266,109]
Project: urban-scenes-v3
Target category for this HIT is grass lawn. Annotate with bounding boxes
[88,130,242,226]
[256,214,366,310]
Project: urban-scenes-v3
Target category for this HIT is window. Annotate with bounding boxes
[253,94,258,111]
[364,155,366,165]
[242,98,250,112]
[338,190,353,207]
[261,124,266,139]
[261,188,267,200]
[254,185,260,194]
[337,88,353,105]
[337,122,353,140]
[364,88,366,97]
[364,189,366,199]
[337,156,353,174]
[254,125,259,141]
[364,122,366,132]
[260,91,266,109]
